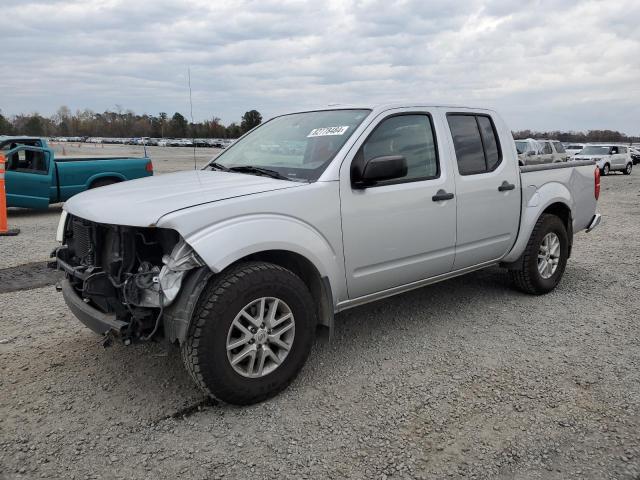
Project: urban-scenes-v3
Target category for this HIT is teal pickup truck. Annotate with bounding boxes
[1,136,153,209]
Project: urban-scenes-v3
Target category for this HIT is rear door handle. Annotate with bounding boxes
[432,190,454,202]
[498,181,515,192]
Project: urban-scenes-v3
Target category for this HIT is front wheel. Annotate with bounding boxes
[509,214,569,295]
[602,164,610,176]
[623,163,632,175]
[181,262,316,405]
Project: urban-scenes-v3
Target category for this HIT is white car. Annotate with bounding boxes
[574,145,633,175]
[565,143,586,157]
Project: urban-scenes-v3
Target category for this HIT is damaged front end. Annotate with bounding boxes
[52,214,207,342]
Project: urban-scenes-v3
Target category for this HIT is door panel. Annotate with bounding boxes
[444,111,520,270]
[340,110,457,299]
[5,146,52,209]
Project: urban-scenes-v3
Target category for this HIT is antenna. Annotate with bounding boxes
[188,67,196,170]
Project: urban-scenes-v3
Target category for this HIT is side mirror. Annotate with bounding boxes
[354,155,407,187]
[527,151,536,157]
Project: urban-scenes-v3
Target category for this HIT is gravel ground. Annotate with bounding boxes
[1,167,639,479]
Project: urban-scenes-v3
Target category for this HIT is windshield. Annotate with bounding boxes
[209,109,371,181]
[580,146,611,155]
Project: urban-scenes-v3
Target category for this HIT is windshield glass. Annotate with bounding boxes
[580,146,611,155]
[209,109,371,181]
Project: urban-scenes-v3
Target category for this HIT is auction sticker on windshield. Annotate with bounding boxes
[307,126,349,137]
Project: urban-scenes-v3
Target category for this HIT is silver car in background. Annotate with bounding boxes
[574,144,633,175]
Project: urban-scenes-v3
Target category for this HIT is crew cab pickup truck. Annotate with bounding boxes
[52,104,601,405]
[1,136,153,209]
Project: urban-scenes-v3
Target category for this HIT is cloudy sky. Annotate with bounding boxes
[1,0,639,133]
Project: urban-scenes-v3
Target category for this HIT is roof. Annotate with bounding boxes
[290,103,497,115]
[588,143,629,147]
[0,136,41,142]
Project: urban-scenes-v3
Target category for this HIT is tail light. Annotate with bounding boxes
[145,160,154,173]
[594,166,600,200]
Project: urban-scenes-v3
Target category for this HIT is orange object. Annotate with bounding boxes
[0,154,20,236]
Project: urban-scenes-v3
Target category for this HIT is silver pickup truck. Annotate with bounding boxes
[52,104,601,405]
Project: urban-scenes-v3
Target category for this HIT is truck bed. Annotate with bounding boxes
[502,159,598,264]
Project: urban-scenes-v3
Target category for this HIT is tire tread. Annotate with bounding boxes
[181,261,314,405]
[509,214,567,295]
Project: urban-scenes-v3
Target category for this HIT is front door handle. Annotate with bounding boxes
[432,190,454,202]
[498,181,515,192]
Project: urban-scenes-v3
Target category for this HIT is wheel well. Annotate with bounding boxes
[90,176,121,188]
[541,202,573,257]
[235,250,333,333]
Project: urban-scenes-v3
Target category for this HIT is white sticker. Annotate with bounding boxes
[307,126,349,137]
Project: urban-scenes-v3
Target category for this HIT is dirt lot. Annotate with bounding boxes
[1,148,639,479]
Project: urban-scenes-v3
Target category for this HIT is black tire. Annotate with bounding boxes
[181,261,316,405]
[90,178,119,189]
[623,163,632,175]
[509,214,569,295]
[602,164,610,176]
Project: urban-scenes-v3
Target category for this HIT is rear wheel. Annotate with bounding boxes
[623,163,632,175]
[509,214,569,295]
[602,164,610,176]
[181,262,316,405]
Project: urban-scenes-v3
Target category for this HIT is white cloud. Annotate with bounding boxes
[0,0,639,133]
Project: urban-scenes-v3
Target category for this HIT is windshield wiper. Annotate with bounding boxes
[228,165,291,181]
[207,161,230,172]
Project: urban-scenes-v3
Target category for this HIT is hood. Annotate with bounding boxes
[64,170,303,227]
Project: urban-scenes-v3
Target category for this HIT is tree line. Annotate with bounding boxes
[1,106,637,143]
[0,106,263,139]
[513,129,639,143]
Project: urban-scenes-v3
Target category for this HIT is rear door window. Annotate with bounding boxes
[553,142,566,153]
[477,116,501,171]
[5,143,47,174]
[447,114,502,175]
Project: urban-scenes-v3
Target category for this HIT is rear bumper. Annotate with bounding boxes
[61,279,128,335]
[586,213,602,233]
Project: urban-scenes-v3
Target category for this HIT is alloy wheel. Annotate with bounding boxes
[537,232,561,279]
[226,297,295,378]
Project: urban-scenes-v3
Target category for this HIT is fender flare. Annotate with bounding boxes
[183,213,342,302]
[502,182,573,264]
